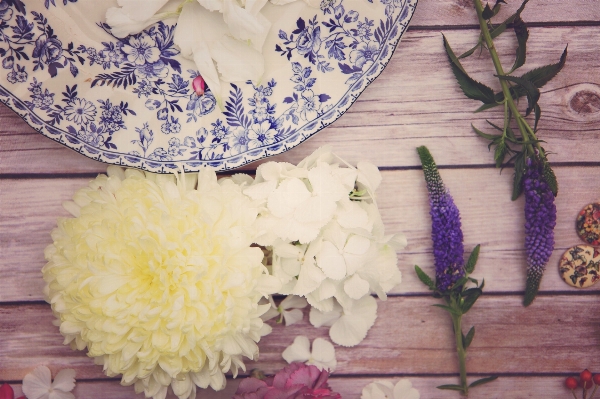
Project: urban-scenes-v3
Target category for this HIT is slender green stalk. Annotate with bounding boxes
[472,0,542,158]
[451,311,469,395]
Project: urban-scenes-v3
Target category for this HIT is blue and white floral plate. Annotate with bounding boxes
[0,0,417,172]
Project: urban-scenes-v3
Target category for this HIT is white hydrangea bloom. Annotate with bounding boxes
[281,336,337,372]
[361,380,420,399]
[245,147,406,347]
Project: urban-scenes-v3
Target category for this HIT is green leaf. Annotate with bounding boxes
[415,265,436,290]
[469,376,499,388]
[432,304,462,316]
[509,16,529,73]
[542,161,558,196]
[521,46,568,89]
[472,124,500,141]
[465,245,481,274]
[479,279,485,290]
[459,39,482,59]
[490,0,529,39]
[511,152,526,200]
[496,74,540,115]
[443,35,496,104]
[461,288,482,313]
[437,384,465,391]
[464,326,476,348]
[494,138,508,168]
[482,3,495,19]
[533,103,541,132]
[453,276,469,290]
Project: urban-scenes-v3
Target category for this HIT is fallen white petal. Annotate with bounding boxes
[282,336,311,363]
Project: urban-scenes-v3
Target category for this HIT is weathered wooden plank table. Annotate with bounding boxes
[1,1,599,398]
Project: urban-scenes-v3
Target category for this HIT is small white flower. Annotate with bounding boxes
[261,295,308,326]
[22,366,76,399]
[282,336,337,372]
[361,380,420,399]
[309,295,377,347]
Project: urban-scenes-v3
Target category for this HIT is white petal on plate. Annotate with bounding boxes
[22,365,52,399]
[245,0,269,15]
[223,0,272,51]
[282,308,304,326]
[316,241,347,280]
[393,379,420,399]
[105,7,161,38]
[301,0,321,7]
[118,0,170,21]
[269,0,298,4]
[282,336,311,363]
[280,295,308,310]
[329,295,377,347]
[310,337,337,371]
[50,369,76,392]
[344,274,370,300]
[309,301,342,328]
[197,0,223,12]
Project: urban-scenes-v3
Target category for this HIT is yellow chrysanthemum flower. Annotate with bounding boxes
[43,166,280,399]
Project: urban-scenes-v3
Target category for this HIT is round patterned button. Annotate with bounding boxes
[559,245,600,288]
[576,202,600,246]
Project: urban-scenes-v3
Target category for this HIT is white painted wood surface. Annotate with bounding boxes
[1,1,600,398]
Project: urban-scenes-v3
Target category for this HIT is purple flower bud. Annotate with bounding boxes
[418,146,465,292]
[523,158,556,306]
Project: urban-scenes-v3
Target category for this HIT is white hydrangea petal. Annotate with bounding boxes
[282,336,311,363]
[293,258,326,295]
[280,295,308,310]
[310,337,336,371]
[330,296,377,347]
[336,199,369,229]
[267,178,311,217]
[344,274,370,300]
[309,303,342,328]
[345,235,371,255]
[50,369,76,392]
[316,241,347,280]
[294,195,337,224]
[222,0,271,51]
[283,309,304,326]
[48,391,74,399]
[306,293,334,313]
[308,164,347,201]
[361,381,395,399]
[357,161,382,193]
[22,366,52,399]
[386,233,408,250]
[245,0,269,15]
[243,179,278,200]
[393,379,420,399]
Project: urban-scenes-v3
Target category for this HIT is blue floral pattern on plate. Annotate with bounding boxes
[0,0,417,172]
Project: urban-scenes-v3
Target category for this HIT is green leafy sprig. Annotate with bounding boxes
[416,247,498,396]
[443,0,565,200]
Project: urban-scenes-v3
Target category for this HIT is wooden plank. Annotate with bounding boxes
[1,166,599,302]
[5,376,587,399]
[1,295,599,381]
[410,0,600,27]
[2,26,599,174]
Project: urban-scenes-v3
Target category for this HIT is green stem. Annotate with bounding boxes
[451,312,469,396]
[472,0,543,158]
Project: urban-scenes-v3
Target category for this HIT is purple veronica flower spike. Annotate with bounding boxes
[418,146,465,292]
[523,157,556,306]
